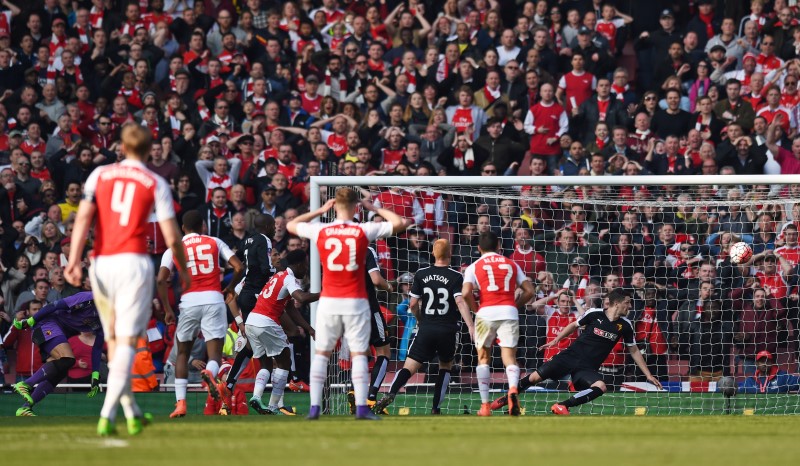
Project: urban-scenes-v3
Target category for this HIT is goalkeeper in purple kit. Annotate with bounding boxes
[12,291,105,416]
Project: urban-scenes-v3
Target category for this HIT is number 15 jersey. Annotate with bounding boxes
[84,159,175,257]
[464,252,526,321]
[295,220,393,303]
[160,233,235,306]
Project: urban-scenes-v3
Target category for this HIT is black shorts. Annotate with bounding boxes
[237,288,259,318]
[535,353,602,390]
[369,303,389,347]
[407,325,459,364]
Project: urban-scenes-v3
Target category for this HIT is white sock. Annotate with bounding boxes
[278,394,284,408]
[268,368,289,408]
[476,364,491,403]
[120,384,142,419]
[175,378,188,401]
[206,360,220,379]
[506,365,520,389]
[100,345,136,422]
[288,343,296,372]
[253,369,270,399]
[309,354,329,408]
[351,355,368,407]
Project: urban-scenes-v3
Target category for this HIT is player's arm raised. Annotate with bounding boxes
[65,199,96,286]
[627,344,663,390]
[362,199,413,234]
[540,320,580,350]
[286,198,336,235]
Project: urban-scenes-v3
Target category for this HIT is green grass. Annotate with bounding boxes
[1,416,799,466]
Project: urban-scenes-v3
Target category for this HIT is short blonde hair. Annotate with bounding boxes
[121,124,152,158]
[433,239,451,260]
[334,187,359,207]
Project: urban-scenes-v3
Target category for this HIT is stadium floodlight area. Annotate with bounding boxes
[309,175,800,415]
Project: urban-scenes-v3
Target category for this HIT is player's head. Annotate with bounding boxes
[120,123,153,161]
[181,210,204,234]
[606,288,631,315]
[254,213,275,237]
[432,238,451,263]
[477,231,500,254]
[334,187,359,218]
[286,249,308,278]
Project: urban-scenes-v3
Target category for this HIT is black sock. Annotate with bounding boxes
[519,373,534,391]
[368,355,389,401]
[562,386,604,408]
[432,369,452,410]
[226,346,253,390]
[389,368,412,395]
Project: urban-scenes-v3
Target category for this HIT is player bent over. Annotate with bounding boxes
[157,210,244,418]
[373,239,475,414]
[490,288,663,415]
[12,292,104,416]
[288,188,410,420]
[247,250,318,415]
[66,124,190,436]
[463,231,535,416]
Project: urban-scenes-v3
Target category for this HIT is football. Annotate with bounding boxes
[729,242,753,264]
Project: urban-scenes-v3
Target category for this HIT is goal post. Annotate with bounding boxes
[309,175,800,415]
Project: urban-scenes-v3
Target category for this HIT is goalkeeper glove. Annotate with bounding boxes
[88,371,101,398]
[12,317,35,330]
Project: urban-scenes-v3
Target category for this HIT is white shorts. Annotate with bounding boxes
[247,319,289,358]
[475,317,519,349]
[90,254,154,339]
[315,297,371,352]
[176,302,227,342]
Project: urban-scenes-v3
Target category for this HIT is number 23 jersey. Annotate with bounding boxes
[84,159,174,257]
[295,220,393,301]
[464,252,526,321]
[409,265,464,329]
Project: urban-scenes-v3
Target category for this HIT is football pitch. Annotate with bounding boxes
[2,415,799,466]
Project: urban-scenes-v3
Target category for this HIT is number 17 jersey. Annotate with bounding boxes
[83,159,175,257]
[464,252,526,321]
[409,266,464,329]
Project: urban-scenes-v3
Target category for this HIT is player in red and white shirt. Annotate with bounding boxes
[462,231,535,416]
[287,188,411,420]
[245,249,317,415]
[157,210,244,419]
[65,124,189,436]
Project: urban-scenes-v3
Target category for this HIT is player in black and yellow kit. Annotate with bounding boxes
[491,288,663,415]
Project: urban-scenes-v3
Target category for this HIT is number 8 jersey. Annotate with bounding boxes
[296,220,393,302]
[464,252,526,321]
[84,159,175,257]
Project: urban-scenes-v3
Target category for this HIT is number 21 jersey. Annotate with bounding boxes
[295,220,393,301]
[84,159,174,257]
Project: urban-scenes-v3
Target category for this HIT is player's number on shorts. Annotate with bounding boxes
[187,244,214,275]
[423,287,449,315]
[324,237,358,271]
[482,264,513,292]
[111,181,136,226]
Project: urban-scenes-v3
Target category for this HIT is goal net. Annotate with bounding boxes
[309,175,800,415]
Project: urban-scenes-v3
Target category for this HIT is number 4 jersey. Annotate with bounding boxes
[161,233,235,306]
[409,266,464,329]
[295,220,393,303]
[83,159,175,257]
[464,252,526,321]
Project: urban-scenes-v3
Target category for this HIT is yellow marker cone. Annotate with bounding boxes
[743,408,755,416]
[398,407,410,416]
[634,407,647,416]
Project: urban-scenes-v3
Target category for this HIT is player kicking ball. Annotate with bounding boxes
[157,210,244,418]
[463,231,535,416]
[246,249,318,415]
[12,292,104,416]
[490,288,663,415]
[288,188,410,420]
[373,239,475,415]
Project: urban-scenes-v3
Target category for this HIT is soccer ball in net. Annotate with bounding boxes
[729,242,753,264]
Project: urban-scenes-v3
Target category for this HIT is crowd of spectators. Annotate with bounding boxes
[1,0,800,393]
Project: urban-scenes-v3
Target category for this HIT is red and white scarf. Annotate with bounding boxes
[398,66,417,92]
[75,25,90,55]
[60,66,83,86]
[483,85,501,104]
[242,77,255,100]
[435,58,456,83]
[324,70,348,97]
[90,7,104,29]
[611,84,628,100]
